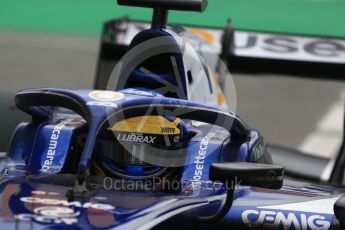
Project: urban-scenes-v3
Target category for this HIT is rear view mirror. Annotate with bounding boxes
[334,195,345,228]
[210,162,284,189]
[199,162,284,223]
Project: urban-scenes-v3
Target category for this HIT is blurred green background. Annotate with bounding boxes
[1,0,345,38]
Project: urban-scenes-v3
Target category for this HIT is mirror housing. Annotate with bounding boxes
[210,162,284,189]
[334,195,345,228]
[200,162,284,223]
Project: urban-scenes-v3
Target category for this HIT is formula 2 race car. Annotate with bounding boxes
[1,0,345,229]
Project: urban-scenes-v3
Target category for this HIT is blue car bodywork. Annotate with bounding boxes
[1,0,344,228]
[0,88,342,229]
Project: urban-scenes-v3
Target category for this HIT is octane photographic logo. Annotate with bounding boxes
[104,30,238,171]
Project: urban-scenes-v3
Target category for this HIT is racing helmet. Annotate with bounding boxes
[93,115,187,180]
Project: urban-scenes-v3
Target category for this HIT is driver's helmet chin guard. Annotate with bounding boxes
[93,115,187,182]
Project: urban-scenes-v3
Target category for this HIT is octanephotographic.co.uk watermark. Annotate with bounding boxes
[101,176,243,192]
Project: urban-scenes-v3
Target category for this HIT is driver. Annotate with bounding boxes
[92,115,187,188]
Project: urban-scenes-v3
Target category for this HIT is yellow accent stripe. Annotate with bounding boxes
[108,116,181,135]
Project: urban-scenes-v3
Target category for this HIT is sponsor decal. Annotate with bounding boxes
[192,132,215,189]
[86,101,118,108]
[31,190,46,195]
[234,32,345,63]
[94,196,108,201]
[31,190,60,196]
[120,88,163,97]
[19,197,115,211]
[185,27,345,63]
[15,206,79,225]
[116,132,156,144]
[41,119,71,173]
[242,209,331,230]
[34,206,80,218]
[160,127,176,134]
[89,90,124,102]
[125,22,345,63]
[16,196,115,225]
